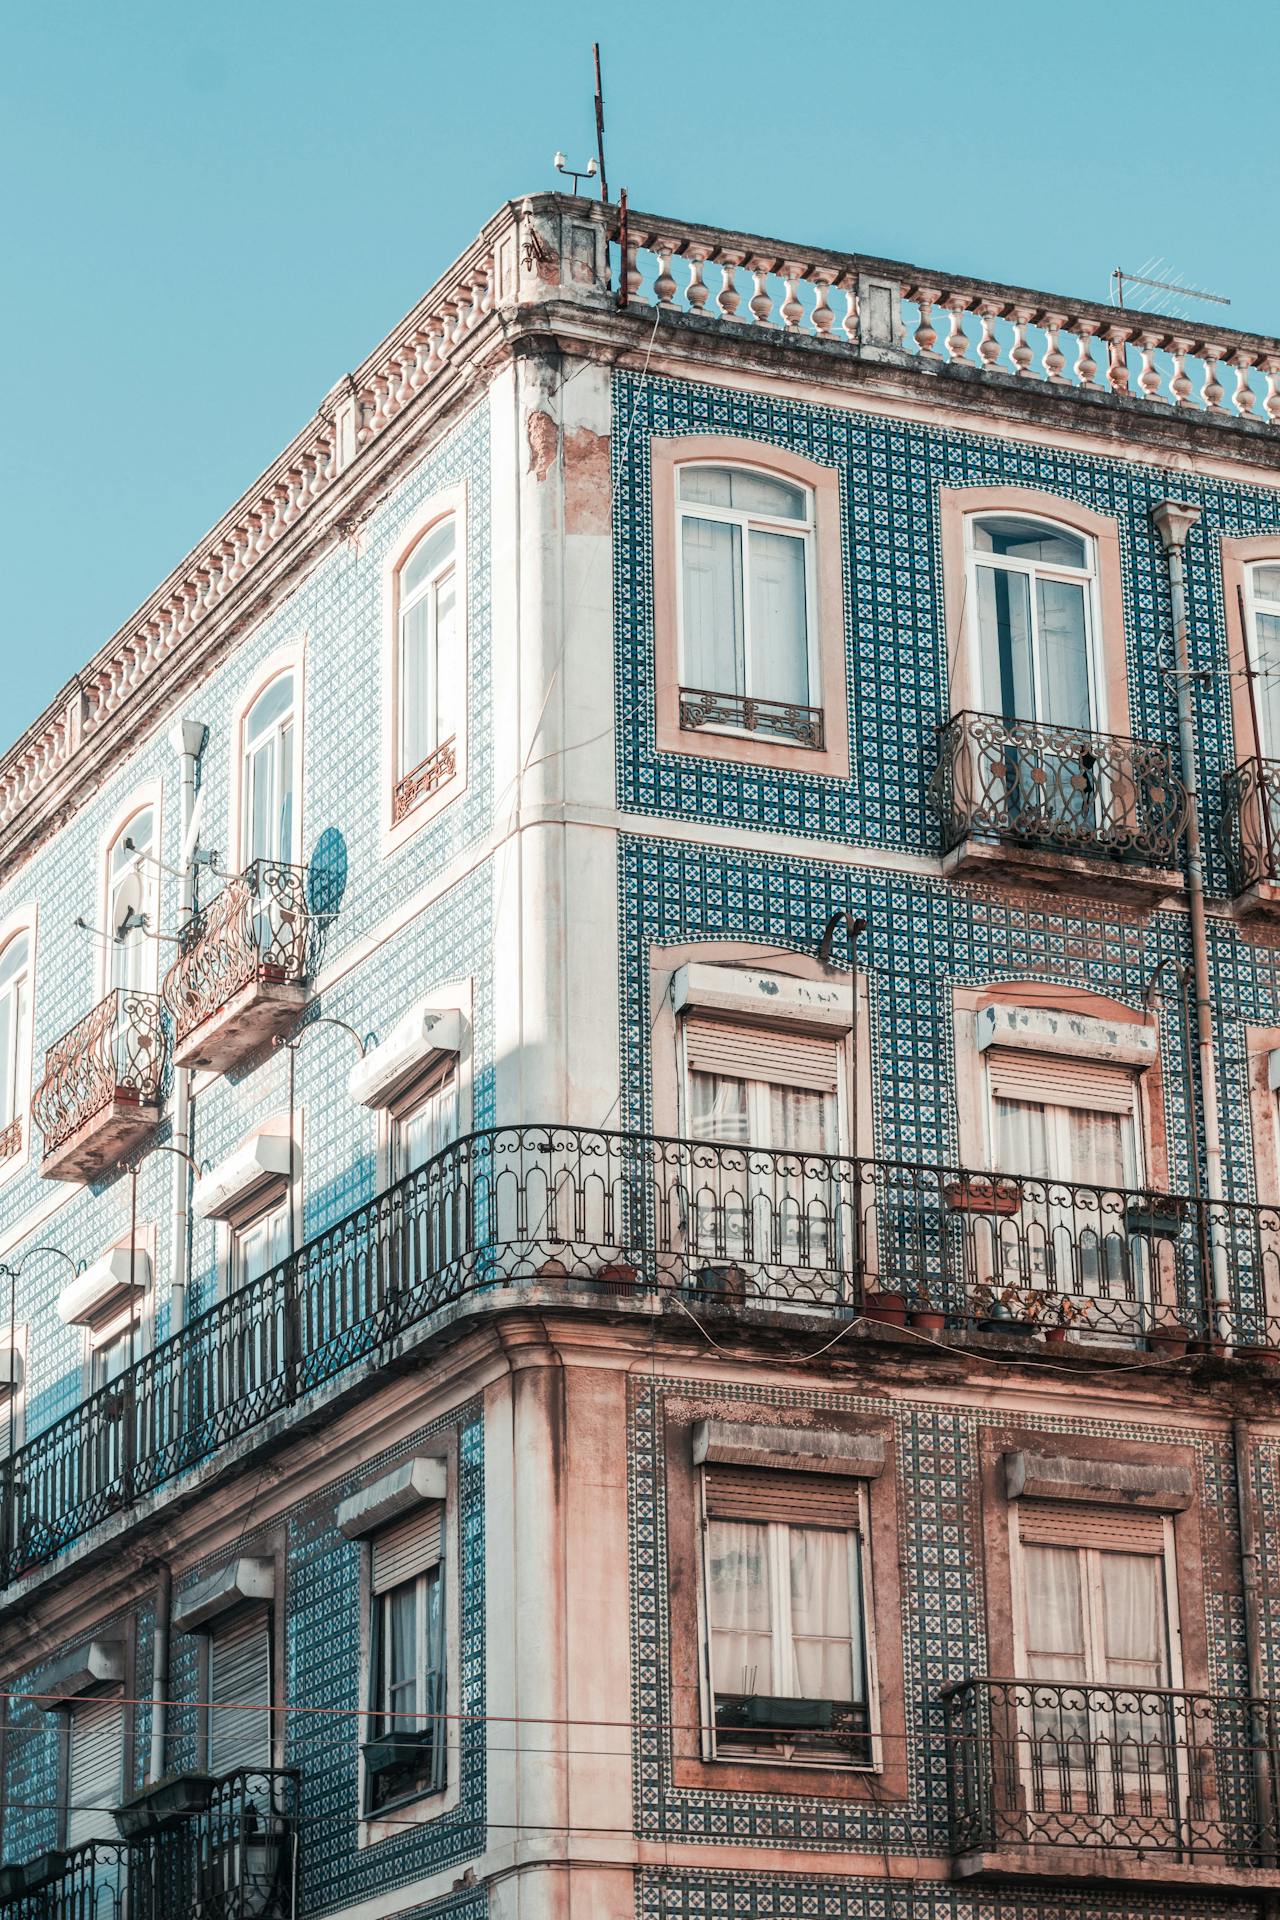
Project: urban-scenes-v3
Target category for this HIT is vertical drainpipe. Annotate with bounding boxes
[1151,502,1231,1339]
[1233,1418,1276,1867]
[149,1561,171,1783]
[169,718,207,1335]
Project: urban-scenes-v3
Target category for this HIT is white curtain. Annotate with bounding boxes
[400,594,434,771]
[708,1519,772,1697]
[1035,576,1091,730]
[787,1526,856,1700]
[749,530,808,706]
[1023,1544,1088,1683]
[681,517,744,694]
[977,564,1034,720]
[1098,1551,1164,1686]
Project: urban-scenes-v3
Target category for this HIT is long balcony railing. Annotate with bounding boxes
[929,712,1187,868]
[944,1678,1280,1868]
[31,990,165,1175]
[1,1128,1277,1585]
[0,1838,132,1920]
[1222,757,1280,897]
[161,861,310,1068]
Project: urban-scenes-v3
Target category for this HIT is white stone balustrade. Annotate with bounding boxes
[619,212,1280,427]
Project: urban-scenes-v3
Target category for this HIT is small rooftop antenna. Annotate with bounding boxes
[1111,263,1231,316]
[553,151,597,196]
[593,42,609,204]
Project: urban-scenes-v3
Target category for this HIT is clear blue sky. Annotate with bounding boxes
[2,0,1275,746]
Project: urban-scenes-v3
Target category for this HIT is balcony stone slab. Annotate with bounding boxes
[39,1092,163,1184]
[171,974,309,1072]
[940,834,1182,906]
[952,1848,1280,1893]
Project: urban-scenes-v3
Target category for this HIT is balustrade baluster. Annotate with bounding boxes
[911,287,942,359]
[1228,351,1258,418]
[836,273,859,344]
[1041,312,1069,382]
[943,295,973,365]
[623,235,642,306]
[1010,307,1035,377]
[1200,346,1227,414]
[1169,338,1195,407]
[1263,357,1280,426]
[975,302,1004,372]
[1137,332,1168,403]
[424,314,447,378]
[1073,319,1100,388]
[684,246,711,314]
[810,275,835,336]
[780,263,806,332]
[1104,327,1134,395]
[715,251,746,321]
[747,258,775,325]
[652,240,678,309]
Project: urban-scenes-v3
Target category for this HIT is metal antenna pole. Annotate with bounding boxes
[593,43,609,205]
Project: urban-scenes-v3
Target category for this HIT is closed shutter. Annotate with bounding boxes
[1017,1500,1167,1552]
[372,1504,444,1595]
[684,1018,840,1094]
[66,1695,124,1849]
[705,1465,858,1528]
[210,1609,272,1775]
[986,1049,1137,1115]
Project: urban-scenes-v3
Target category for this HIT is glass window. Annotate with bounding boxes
[90,1319,136,1394]
[368,1561,446,1810]
[392,1064,458,1183]
[677,465,815,717]
[1244,562,1280,759]
[968,514,1097,732]
[706,1512,869,1764]
[0,933,30,1155]
[398,519,460,797]
[64,1694,125,1850]
[106,809,156,998]
[242,674,296,867]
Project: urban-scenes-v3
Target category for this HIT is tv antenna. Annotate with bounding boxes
[1110,262,1231,317]
[553,44,611,203]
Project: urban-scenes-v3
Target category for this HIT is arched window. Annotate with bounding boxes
[106,807,157,995]
[396,517,460,816]
[1243,561,1280,758]
[242,673,296,867]
[966,513,1098,730]
[0,933,31,1160]
[677,464,816,738]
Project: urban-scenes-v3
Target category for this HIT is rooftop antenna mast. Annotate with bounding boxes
[593,42,609,205]
[1111,266,1231,314]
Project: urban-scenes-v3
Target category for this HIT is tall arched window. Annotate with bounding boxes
[967,514,1099,731]
[677,464,817,740]
[242,673,296,867]
[1244,561,1280,759]
[106,807,157,995]
[0,933,31,1160]
[396,517,460,817]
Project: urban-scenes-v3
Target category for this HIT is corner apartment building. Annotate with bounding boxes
[0,191,1279,1920]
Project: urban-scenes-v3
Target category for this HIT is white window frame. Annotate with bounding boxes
[675,461,820,730]
[366,1560,447,1813]
[228,644,306,876]
[389,1059,459,1186]
[982,1063,1145,1186]
[677,1027,849,1154]
[397,519,458,784]
[85,1299,143,1397]
[380,488,468,857]
[964,511,1104,731]
[0,921,33,1169]
[1243,560,1280,760]
[98,792,163,1002]
[696,1475,880,1771]
[227,1190,292,1294]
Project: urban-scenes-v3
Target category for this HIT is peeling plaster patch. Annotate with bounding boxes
[563,427,611,533]
[527,409,559,482]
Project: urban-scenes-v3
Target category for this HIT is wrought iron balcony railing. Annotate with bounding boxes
[943,1677,1280,1868]
[393,736,458,823]
[929,711,1187,868]
[31,990,165,1180]
[1222,757,1280,897]
[161,862,310,1069]
[678,687,825,750]
[1,1128,1277,1586]
[0,1838,132,1920]
[132,1768,298,1920]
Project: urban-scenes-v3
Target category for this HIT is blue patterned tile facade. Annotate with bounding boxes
[635,1868,1259,1920]
[627,1374,1254,1855]
[613,370,1280,900]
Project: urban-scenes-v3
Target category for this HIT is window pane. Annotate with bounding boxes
[680,466,807,519]
[972,517,1088,568]
[0,936,27,992]
[708,1518,772,1696]
[763,1084,836,1154]
[1252,563,1280,603]
[396,1073,458,1179]
[1035,577,1092,729]
[235,1205,289,1288]
[788,1527,855,1701]
[992,1096,1051,1178]
[748,530,809,705]
[689,1071,749,1144]
[434,573,460,748]
[1252,608,1280,757]
[386,1585,419,1729]
[681,516,744,693]
[402,521,455,602]
[976,564,1034,720]
[1099,1551,1166,1684]
[400,595,435,771]
[245,674,293,743]
[0,989,16,1127]
[1023,1543,1088,1681]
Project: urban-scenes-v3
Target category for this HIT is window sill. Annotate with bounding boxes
[380,766,466,862]
[359,1781,452,1846]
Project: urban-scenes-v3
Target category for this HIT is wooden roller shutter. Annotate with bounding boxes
[372,1504,444,1595]
[684,1019,840,1094]
[705,1465,858,1528]
[209,1610,272,1775]
[66,1695,124,1849]
[1017,1500,1167,1552]
[985,1050,1137,1115]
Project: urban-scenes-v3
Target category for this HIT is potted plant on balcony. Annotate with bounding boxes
[861,1286,909,1327]
[593,1259,640,1293]
[21,1850,67,1893]
[113,1768,217,1838]
[943,1174,1022,1216]
[1043,1295,1091,1344]
[695,1262,746,1304]
[1148,1317,1192,1360]
[1123,1194,1188,1239]
[907,1288,947,1334]
[973,1285,1045,1335]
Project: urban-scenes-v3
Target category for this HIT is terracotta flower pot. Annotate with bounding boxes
[863,1290,909,1327]
[1044,1325,1070,1345]
[1148,1326,1190,1359]
[910,1308,946,1334]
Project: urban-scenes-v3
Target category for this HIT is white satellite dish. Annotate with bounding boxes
[112,868,147,941]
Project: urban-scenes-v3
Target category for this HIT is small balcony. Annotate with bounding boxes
[162,862,310,1072]
[929,711,1186,902]
[126,1768,298,1920]
[943,1677,1280,1890]
[1222,758,1280,915]
[31,990,165,1182]
[0,1839,132,1919]
[679,686,825,750]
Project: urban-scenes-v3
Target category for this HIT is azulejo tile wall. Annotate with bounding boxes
[1,1402,486,1907]
[635,1866,1260,1920]
[627,1374,1249,1855]
[612,370,1280,900]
